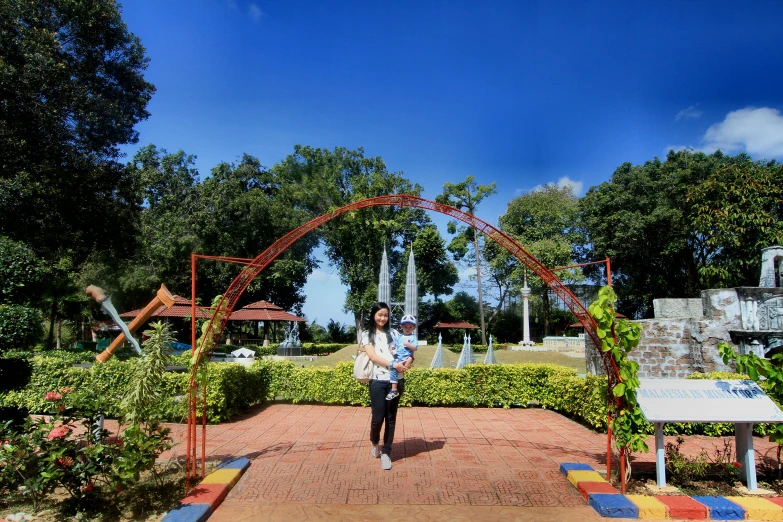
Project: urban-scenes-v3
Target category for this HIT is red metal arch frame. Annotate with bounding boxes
[186,194,620,478]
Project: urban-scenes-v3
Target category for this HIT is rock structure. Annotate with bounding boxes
[609,246,783,378]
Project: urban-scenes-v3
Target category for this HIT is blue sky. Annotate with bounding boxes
[118,0,783,326]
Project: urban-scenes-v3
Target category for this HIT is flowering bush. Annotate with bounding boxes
[0,325,177,514]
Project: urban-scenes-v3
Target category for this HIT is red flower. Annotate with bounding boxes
[48,425,71,441]
[81,482,94,493]
[732,461,742,468]
[44,391,63,401]
[57,456,74,468]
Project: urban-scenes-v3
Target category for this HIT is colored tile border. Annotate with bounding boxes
[160,457,250,522]
[561,462,783,520]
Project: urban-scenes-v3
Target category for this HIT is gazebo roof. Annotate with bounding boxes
[119,295,211,319]
[227,300,307,322]
[432,320,479,329]
[120,297,306,322]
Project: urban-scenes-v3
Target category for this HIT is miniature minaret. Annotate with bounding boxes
[520,271,534,346]
[405,249,418,325]
[378,248,391,305]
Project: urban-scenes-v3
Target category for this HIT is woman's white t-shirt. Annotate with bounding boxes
[361,329,399,381]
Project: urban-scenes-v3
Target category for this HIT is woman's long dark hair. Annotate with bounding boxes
[368,302,392,346]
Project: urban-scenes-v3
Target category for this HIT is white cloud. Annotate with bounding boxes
[555,176,584,197]
[701,107,783,158]
[663,144,691,156]
[249,3,263,20]
[526,176,585,197]
[675,105,703,121]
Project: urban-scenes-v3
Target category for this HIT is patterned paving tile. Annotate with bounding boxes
[158,403,780,513]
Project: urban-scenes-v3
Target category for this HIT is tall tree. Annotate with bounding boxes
[195,154,318,312]
[690,160,783,288]
[0,0,154,260]
[113,145,201,305]
[0,0,154,338]
[499,184,584,335]
[579,149,759,317]
[436,176,497,344]
[271,145,429,341]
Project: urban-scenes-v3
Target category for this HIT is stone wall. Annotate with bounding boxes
[630,318,734,378]
[627,289,743,378]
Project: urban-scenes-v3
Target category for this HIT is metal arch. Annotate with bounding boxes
[189,193,617,380]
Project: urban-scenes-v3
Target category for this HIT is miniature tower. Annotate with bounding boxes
[378,248,391,305]
[405,250,418,331]
[376,247,418,329]
[520,272,534,346]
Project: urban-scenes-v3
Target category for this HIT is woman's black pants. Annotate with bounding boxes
[369,378,404,456]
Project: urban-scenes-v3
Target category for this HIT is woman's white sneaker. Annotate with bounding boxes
[381,454,392,470]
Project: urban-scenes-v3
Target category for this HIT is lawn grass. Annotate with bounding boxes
[290,344,586,373]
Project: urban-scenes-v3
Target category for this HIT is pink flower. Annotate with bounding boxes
[44,391,62,401]
[48,425,71,441]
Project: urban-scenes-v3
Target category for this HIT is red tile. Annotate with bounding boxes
[655,495,709,519]
[577,481,619,500]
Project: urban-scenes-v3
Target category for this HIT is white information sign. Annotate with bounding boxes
[637,378,783,423]
[636,379,783,491]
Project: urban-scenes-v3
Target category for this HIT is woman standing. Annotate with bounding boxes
[362,302,410,470]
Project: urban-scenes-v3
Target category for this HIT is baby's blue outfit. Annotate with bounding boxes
[390,334,417,383]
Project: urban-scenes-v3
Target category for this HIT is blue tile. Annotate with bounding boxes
[216,457,250,472]
[691,496,744,520]
[559,462,595,476]
[160,503,212,522]
[588,493,639,518]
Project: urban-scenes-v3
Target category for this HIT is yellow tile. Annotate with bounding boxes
[201,468,243,488]
[626,494,668,520]
[724,496,783,521]
[566,470,605,487]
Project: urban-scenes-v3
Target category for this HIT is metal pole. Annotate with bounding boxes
[655,422,666,487]
[606,258,612,287]
[620,447,626,494]
[607,412,612,479]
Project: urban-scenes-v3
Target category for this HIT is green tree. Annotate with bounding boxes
[690,161,783,288]
[114,145,201,305]
[0,0,154,342]
[195,154,318,312]
[579,149,767,318]
[499,184,584,335]
[436,176,497,344]
[393,226,459,304]
[271,145,428,341]
[445,291,480,325]
[0,0,153,261]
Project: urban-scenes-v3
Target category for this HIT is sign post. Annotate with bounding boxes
[637,379,783,490]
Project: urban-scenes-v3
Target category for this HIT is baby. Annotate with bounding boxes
[386,314,418,401]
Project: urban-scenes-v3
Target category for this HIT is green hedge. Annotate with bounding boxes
[216,343,348,357]
[1,357,774,437]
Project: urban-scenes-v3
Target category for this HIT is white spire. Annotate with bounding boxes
[378,247,390,305]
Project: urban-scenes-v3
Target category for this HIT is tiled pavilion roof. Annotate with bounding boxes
[119,297,305,322]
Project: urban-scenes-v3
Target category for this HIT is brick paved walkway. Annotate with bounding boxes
[157,403,779,521]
